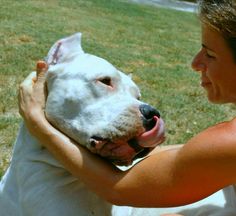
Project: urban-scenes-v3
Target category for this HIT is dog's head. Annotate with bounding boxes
[44,33,165,166]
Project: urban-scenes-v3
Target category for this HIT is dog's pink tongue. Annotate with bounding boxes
[137,116,165,147]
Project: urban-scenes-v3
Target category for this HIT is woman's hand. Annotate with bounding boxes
[18,61,48,132]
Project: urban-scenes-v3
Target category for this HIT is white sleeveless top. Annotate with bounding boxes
[223,185,236,210]
[112,185,236,215]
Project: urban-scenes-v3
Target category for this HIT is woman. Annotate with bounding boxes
[18,0,236,215]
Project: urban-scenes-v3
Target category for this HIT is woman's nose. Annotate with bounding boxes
[191,51,206,73]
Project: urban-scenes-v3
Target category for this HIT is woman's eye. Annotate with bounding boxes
[205,50,216,59]
[206,53,215,58]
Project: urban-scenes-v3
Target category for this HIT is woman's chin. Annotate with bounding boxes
[207,94,230,104]
[207,96,222,104]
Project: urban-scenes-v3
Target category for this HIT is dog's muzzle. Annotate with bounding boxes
[139,104,160,130]
[88,104,165,166]
[128,104,162,158]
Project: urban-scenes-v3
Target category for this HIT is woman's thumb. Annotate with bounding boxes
[36,61,48,82]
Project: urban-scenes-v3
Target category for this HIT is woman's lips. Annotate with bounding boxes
[137,116,165,148]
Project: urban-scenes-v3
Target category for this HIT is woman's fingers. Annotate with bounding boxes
[20,71,37,90]
[18,61,49,119]
[18,71,37,104]
[18,72,37,118]
[34,61,48,110]
[36,61,48,90]
[36,61,48,81]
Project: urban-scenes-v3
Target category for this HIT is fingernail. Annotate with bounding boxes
[37,61,48,71]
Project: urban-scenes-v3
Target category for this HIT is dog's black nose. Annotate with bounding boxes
[139,104,160,119]
[139,104,160,131]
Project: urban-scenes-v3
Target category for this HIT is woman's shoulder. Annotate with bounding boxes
[192,117,236,143]
[208,117,236,130]
[179,117,236,167]
[173,117,236,193]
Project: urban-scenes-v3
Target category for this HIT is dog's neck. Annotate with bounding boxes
[12,123,64,168]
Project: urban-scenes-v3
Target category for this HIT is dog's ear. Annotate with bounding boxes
[45,32,84,65]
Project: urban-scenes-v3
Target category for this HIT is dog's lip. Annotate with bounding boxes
[137,116,165,147]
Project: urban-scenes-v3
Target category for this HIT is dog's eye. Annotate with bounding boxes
[98,77,112,86]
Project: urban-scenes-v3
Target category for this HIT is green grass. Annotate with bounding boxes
[0,0,235,176]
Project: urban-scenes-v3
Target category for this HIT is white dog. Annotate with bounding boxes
[0,33,165,216]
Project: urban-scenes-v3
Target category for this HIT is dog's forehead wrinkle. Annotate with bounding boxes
[47,54,122,87]
[72,54,119,77]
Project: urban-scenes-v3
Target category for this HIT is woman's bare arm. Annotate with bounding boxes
[18,62,236,207]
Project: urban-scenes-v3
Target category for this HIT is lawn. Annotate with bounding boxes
[0,0,235,177]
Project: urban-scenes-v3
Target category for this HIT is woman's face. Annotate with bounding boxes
[192,24,236,104]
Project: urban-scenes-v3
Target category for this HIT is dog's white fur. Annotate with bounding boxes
[0,33,162,216]
[0,33,233,216]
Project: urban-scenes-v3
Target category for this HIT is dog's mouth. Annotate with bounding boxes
[127,115,165,161]
[136,115,165,148]
[88,115,165,166]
